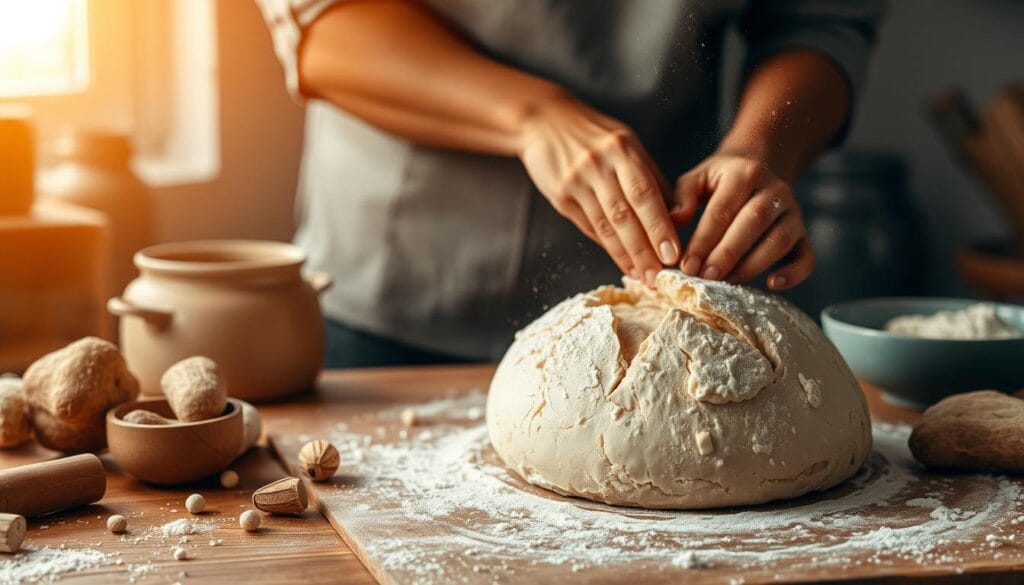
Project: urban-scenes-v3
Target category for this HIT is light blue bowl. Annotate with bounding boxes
[821,298,1024,408]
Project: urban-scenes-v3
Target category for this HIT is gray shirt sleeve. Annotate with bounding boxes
[739,0,886,141]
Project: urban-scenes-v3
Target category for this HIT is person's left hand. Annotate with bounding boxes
[671,152,814,291]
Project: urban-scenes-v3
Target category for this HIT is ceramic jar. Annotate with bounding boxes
[0,108,34,215]
[784,150,928,318]
[109,240,332,401]
[39,131,154,296]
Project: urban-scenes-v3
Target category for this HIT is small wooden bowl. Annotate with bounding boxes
[107,398,244,485]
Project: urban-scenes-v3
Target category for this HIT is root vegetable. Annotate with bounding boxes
[160,357,227,422]
[0,376,31,448]
[22,337,139,452]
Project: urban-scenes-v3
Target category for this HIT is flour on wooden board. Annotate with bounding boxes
[277,393,1024,583]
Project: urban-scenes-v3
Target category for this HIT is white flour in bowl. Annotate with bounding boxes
[289,393,1024,583]
[884,303,1021,340]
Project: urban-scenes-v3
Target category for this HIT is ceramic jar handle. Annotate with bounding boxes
[306,272,333,295]
[107,297,173,330]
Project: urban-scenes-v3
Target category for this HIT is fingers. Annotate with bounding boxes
[680,160,765,280]
[702,189,788,280]
[726,212,805,284]
[591,172,663,285]
[613,148,680,266]
[766,237,815,290]
[671,169,706,227]
[571,188,636,277]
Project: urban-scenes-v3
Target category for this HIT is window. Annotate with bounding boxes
[0,0,89,98]
[0,0,219,187]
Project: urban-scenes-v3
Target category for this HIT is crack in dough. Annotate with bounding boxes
[599,285,774,405]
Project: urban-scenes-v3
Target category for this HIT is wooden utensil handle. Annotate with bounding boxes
[0,454,106,518]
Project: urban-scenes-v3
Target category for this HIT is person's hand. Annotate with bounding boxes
[518,95,679,286]
[672,152,814,290]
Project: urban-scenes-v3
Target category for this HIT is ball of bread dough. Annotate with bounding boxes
[487,271,871,509]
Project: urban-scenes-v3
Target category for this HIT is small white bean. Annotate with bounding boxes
[239,509,261,532]
[400,408,417,427]
[220,470,239,489]
[106,514,127,534]
[185,493,206,514]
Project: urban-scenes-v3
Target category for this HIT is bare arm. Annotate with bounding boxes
[720,50,849,182]
[675,50,851,289]
[300,0,559,156]
[300,0,681,284]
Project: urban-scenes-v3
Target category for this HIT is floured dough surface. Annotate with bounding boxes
[486,270,872,509]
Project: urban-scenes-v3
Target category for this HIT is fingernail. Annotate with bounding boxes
[629,269,640,280]
[769,275,787,289]
[658,240,679,265]
[644,269,658,287]
[682,256,702,276]
[701,266,721,281]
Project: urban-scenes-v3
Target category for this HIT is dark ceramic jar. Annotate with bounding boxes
[783,150,928,319]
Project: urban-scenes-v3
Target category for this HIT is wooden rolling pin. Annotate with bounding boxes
[0,513,26,552]
[0,454,106,518]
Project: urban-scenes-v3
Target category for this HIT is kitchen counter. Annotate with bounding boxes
[0,365,1002,584]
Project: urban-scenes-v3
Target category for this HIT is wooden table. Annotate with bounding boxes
[0,365,1005,584]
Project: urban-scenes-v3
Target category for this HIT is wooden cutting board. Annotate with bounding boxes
[267,366,1024,584]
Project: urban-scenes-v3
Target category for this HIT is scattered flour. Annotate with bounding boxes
[884,303,1021,340]
[280,394,1024,583]
[0,546,115,584]
[149,519,217,540]
[152,522,212,540]
[120,518,220,546]
[906,497,944,509]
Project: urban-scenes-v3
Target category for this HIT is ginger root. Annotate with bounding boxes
[161,356,227,422]
[0,375,32,448]
[22,337,139,452]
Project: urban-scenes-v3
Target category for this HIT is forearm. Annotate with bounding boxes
[299,0,566,157]
[717,50,850,182]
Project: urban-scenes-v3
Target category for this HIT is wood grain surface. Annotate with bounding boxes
[1,365,1022,584]
[270,366,1024,585]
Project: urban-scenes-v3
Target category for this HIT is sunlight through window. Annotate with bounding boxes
[0,0,89,98]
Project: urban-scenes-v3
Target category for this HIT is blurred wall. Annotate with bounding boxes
[847,0,1024,295]
[154,0,303,244]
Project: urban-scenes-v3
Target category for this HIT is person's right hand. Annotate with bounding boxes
[517,95,680,286]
